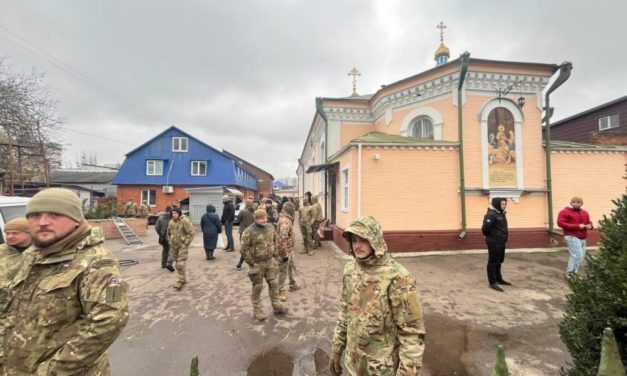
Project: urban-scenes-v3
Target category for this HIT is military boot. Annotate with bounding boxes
[289,283,301,291]
[253,308,267,321]
[273,304,288,315]
[173,280,184,290]
[278,291,288,301]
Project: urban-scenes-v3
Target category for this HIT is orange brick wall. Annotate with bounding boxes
[87,218,147,240]
[117,185,188,214]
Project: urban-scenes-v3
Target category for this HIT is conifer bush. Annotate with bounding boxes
[559,194,627,375]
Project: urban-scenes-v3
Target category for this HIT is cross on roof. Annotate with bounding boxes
[348,67,361,96]
[437,21,446,42]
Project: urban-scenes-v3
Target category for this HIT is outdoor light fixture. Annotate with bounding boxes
[496,81,525,108]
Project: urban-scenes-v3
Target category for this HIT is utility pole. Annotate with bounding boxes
[36,121,51,187]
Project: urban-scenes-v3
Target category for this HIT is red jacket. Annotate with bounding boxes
[557,206,593,239]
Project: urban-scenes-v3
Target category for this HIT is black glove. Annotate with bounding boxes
[282,256,289,262]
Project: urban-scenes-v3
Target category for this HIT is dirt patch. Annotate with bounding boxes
[424,313,471,375]
[247,347,294,376]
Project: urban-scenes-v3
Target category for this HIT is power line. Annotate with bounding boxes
[0,24,171,128]
[64,127,135,146]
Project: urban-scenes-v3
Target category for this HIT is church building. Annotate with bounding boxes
[297,24,627,252]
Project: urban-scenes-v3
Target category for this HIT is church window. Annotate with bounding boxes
[598,114,619,131]
[411,116,434,139]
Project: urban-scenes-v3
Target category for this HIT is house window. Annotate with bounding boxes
[141,189,157,206]
[146,160,164,176]
[172,137,188,152]
[598,114,619,131]
[411,116,434,139]
[341,168,349,212]
[191,161,207,176]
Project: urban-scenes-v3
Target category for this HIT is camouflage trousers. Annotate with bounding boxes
[14,352,111,376]
[299,224,313,253]
[312,220,322,248]
[277,255,297,293]
[169,247,189,284]
[248,259,280,309]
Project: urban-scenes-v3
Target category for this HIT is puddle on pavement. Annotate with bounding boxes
[247,348,294,376]
[424,313,470,376]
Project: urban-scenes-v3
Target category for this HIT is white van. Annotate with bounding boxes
[0,196,30,245]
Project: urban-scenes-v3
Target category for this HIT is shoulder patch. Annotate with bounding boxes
[92,259,116,269]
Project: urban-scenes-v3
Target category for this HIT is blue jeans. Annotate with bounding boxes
[565,235,586,274]
[224,222,234,249]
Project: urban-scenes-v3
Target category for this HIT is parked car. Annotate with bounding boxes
[0,196,30,244]
[233,202,246,225]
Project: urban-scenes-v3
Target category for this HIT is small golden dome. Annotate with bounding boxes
[434,42,450,58]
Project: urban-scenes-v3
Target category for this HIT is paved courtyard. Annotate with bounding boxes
[107,224,576,375]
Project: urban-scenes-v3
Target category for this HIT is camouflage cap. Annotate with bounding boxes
[282,202,295,217]
[342,216,387,257]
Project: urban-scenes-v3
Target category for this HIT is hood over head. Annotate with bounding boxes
[342,216,388,259]
[491,197,505,213]
[311,195,318,204]
[206,204,216,213]
[282,202,295,217]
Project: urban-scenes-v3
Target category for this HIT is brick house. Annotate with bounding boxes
[551,95,627,145]
[112,126,257,214]
[298,54,627,252]
[222,149,274,199]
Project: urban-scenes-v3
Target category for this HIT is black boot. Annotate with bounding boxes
[208,249,215,260]
[496,264,511,285]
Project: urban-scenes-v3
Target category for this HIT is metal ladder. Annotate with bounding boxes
[112,217,143,245]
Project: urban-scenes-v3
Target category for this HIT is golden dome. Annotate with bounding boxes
[434,42,450,58]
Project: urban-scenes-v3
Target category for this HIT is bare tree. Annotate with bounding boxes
[0,57,64,194]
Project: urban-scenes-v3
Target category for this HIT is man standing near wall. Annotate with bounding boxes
[155,206,174,272]
[221,195,235,252]
[557,196,593,278]
[124,198,137,218]
[276,202,300,301]
[310,195,324,249]
[298,195,314,256]
[139,200,150,218]
[481,197,511,292]
[2,188,129,375]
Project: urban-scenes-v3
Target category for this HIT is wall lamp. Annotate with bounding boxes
[497,81,525,108]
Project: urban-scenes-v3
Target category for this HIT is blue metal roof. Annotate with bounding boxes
[112,126,257,190]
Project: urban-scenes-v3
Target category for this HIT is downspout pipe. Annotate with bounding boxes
[357,143,362,217]
[457,52,470,240]
[544,62,573,234]
[315,97,329,220]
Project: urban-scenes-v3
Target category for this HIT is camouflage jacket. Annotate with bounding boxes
[310,196,324,222]
[298,203,314,226]
[139,204,150,218]
[124,202,137,216]
[240,223,277,266]
[0,243,27,367]
[331,216,426,376]
[276,213,294,258]
[167,215,195,250]
[1,226,129,375]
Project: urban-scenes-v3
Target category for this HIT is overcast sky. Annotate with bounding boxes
[1,1,625,179]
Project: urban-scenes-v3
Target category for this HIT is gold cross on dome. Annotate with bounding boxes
[348,67,361,96]
[437,21,446,42]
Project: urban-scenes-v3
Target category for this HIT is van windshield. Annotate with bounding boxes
[1,205,28,224]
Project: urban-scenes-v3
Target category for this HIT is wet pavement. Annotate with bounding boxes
[106,224,574,375]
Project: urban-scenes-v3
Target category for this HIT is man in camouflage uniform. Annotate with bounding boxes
[298,195,314,255]
[329,216,426,376]
[166,207,195,290]
[139,200,150,218]
[124,198,137,218]
[0,218,32,367]
[1,188,129,375]
[310,195,324,249]
[276,202,301,301]
[155,206,175,271]
[240,209,288,321]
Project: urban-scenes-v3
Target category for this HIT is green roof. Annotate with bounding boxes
[547,140,627,151]
[351,131,458,145]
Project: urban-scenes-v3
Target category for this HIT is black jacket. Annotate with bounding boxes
[221,201,235,224]
[481,198,508,244]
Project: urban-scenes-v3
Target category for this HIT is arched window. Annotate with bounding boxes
[411,116,434,139]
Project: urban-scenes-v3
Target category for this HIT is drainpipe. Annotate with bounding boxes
[297,158,304,198]
[457,52,470,240]
[544,62,573,234]
[315,97,329,219]
[357,143,362,217]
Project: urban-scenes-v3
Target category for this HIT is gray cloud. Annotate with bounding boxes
[1,0,625,178]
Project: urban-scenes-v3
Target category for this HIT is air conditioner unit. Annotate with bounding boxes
[162,186,174,194]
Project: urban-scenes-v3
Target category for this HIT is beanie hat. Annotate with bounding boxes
[26,188,84,222]
[222,195,230,201]
[245,199,253,208]
[570,196,583,204]
[4,218,29,233]
[254,209,267,220]
[282,202,295,217]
